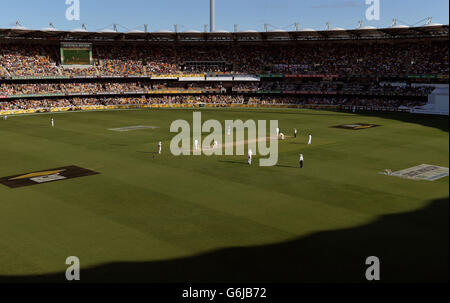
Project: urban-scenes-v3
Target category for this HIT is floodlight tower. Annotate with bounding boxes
[210,0,215,32]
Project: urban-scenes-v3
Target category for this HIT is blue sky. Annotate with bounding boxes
[0,0,448,32]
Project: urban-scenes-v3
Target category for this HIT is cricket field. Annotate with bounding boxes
[0,108,448,282]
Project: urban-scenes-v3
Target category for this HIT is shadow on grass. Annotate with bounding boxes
[136,151,159,155]
[352,112,449,133]
[219,160,249,166]
[209,108,354,117]
[275,164,299,169]
[110,144,128,147]
[1,197,447,283]
[201,108,449,132]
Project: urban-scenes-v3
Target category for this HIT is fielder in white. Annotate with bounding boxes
[213,139,218,149]
[158,141,162,154]
[248,149,253,165]
[308,134,312,145]
[276,127,280,137]
[194,139,199,151]
[51,118,54,127]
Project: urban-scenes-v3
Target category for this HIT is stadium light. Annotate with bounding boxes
[210,0,215,32]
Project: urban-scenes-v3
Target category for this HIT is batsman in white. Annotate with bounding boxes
[248,149,253,165]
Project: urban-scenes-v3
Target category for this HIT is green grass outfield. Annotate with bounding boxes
[0,108,448,282]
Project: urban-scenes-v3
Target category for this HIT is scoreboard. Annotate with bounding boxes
[61,43,93,65]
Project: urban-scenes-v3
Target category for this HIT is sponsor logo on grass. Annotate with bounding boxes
[381,164,449,181]
[0,166,99,188]
[108,125,160,132]
[170,112,279,166]
[332,123,379,130]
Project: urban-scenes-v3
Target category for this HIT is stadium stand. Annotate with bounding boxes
[0,24,448,115]
[0,41,447,77]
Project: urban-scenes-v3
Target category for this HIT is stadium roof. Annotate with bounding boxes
[0,24,447,43]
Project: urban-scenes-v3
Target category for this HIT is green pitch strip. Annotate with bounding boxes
[0,108,448,282]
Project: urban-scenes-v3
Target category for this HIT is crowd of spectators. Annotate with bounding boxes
[95,46,146,76]
[1,41,442,114]
[1,94,425,111]
[233,81,435,96]
[1,98,71,110]
[0,81,435,97]
[0,41,447,77]
[0,81,224,96]
[248,96,425,107]
[0,45,60,77]
[61,66,99,77]
[0,96,240,110]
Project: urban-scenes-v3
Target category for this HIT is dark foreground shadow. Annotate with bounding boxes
[1,198,447,283]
